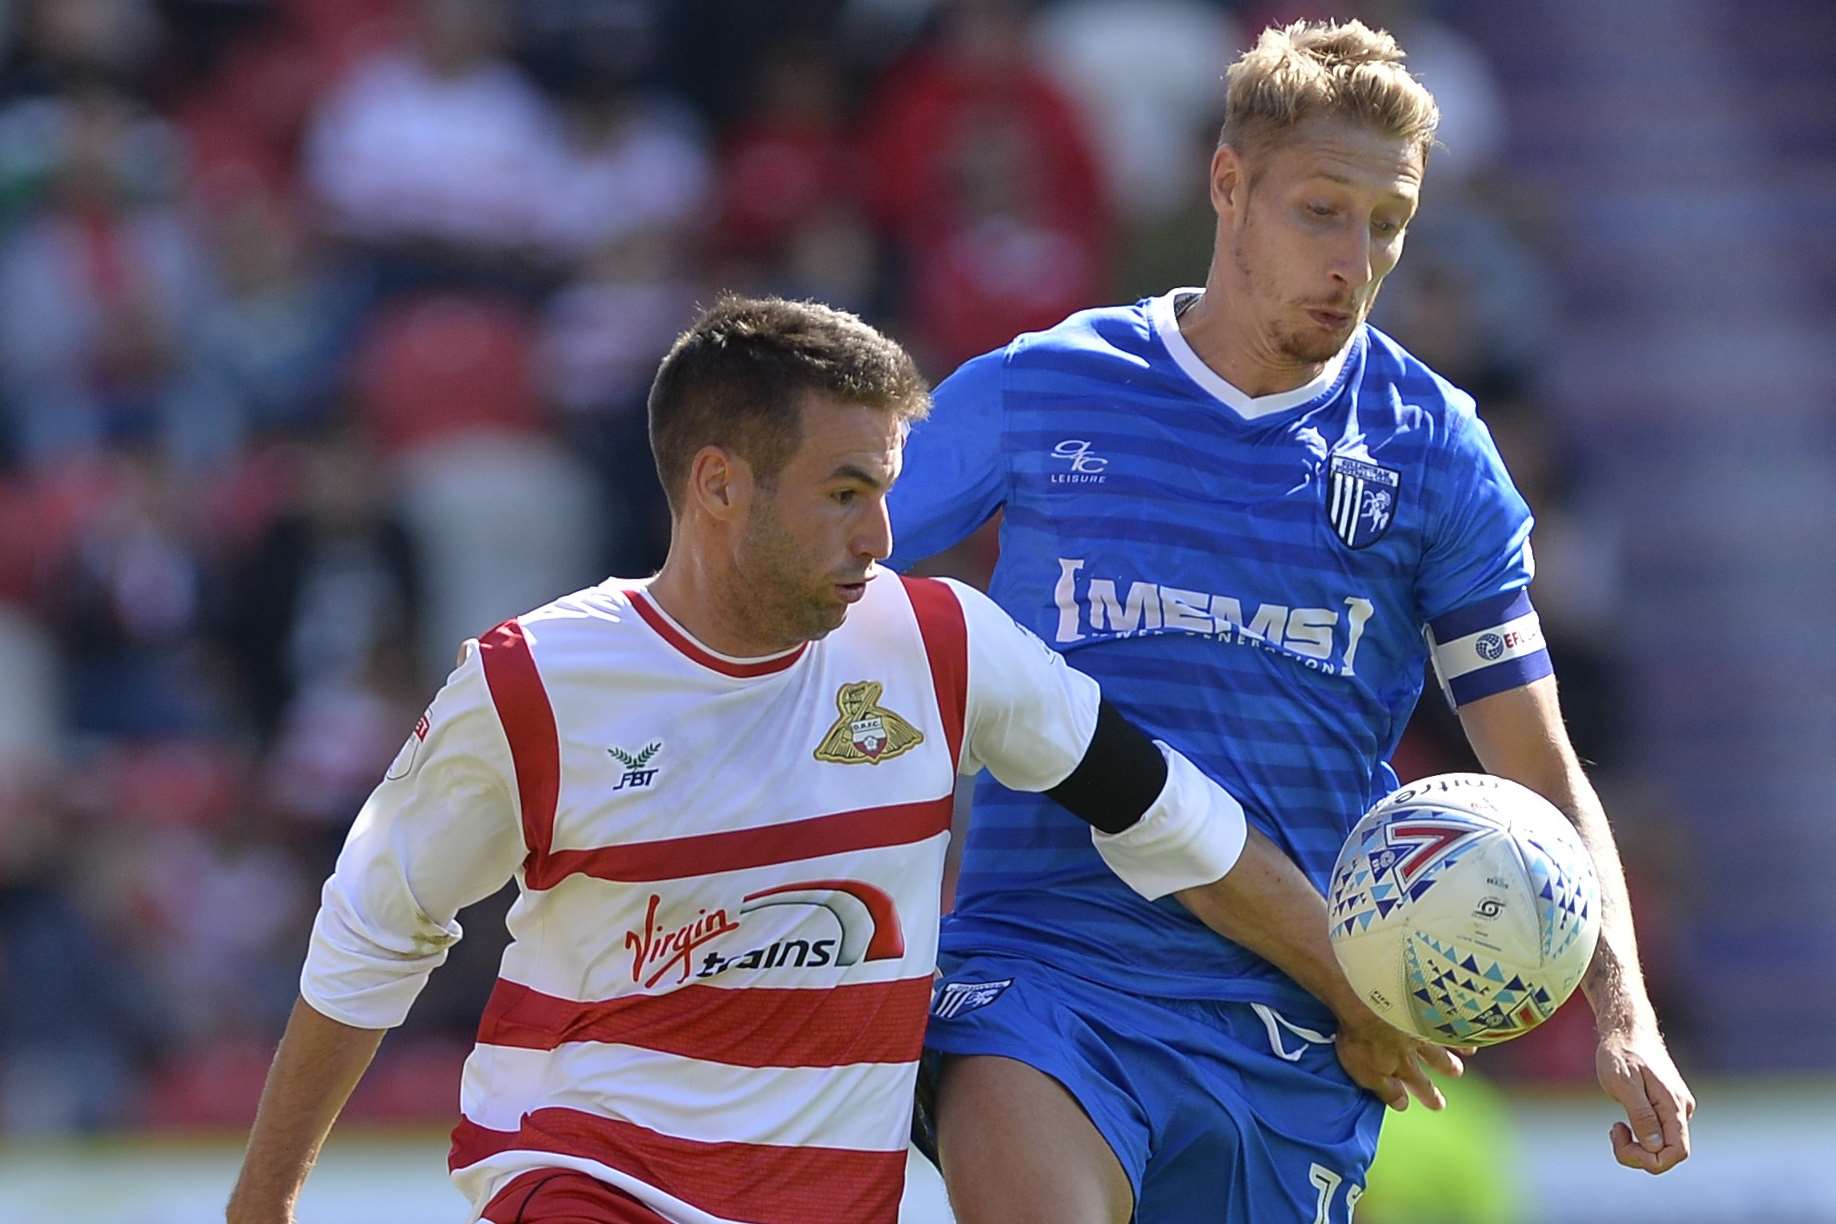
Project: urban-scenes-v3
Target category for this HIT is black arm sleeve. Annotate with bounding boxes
[1045,698,1168,834]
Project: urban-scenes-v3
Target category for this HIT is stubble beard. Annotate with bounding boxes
[734,496,839,649]
[1274,317,1353,365]
[1232,222,1360,367]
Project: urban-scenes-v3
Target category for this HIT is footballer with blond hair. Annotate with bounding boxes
[892,20,1695,1222]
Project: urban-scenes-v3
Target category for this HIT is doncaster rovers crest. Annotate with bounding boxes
[1326,454,1402,549]
[813,681,924,765]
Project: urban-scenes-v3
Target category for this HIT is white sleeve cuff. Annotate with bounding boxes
[1091,742,1248,901]
[298,886,459,1030]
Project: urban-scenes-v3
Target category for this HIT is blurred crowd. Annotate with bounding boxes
[0,0,1673,1135]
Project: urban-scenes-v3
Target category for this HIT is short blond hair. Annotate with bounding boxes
[1221,19,1439,168]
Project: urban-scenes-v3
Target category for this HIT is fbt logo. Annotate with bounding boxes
[624,880,905,988]
[609,740,663,790]
[1050,558,1379,676]
[1049,439,1108,484]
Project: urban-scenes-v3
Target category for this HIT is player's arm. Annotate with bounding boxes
[885,348,1008,570]
[1053,704,1467,1111]
[226,1000,386,1224]
[1458,675,1694,1174]
[227,644,524,1223]
[1420,408,1692,1171]
[940,577,1461,1109]
[942,577,1243,896]
[1166,832,1468,1111]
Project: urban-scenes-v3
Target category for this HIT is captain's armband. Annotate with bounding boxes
[1426,591,1553,707]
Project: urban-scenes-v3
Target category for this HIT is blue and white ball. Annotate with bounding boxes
[1326,773,1601,1047]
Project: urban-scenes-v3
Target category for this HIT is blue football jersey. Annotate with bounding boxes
[889,289,1549,1011]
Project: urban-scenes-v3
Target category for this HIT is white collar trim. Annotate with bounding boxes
[1149,288,1352,420]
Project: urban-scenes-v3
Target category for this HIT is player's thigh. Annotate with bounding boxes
[1136,1002,1384,1223]
[1141,1111,1374,1224]
[481,1168,669,1224]
[935,1054,1133,1224]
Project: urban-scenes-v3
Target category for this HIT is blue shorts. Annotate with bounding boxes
[923,954,1384,1223]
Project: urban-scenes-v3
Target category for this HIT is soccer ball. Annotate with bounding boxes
[1326,773,1601,1047]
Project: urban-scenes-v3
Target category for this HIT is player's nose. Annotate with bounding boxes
[1330,230,1375,292]
[855,497,893,562]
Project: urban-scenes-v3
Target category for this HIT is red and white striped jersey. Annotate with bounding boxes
[302,572,1102,1223]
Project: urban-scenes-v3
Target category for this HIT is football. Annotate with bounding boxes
[1326,773,1602,1047]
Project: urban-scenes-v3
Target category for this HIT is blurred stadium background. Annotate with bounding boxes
[0,0,1830,1220]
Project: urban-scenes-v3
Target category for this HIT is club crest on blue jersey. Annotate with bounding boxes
[1326,455,1401,549]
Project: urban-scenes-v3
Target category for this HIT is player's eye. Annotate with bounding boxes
[1372,218,1402,237]
[831,489,857,506]
[1307,203,1337,219]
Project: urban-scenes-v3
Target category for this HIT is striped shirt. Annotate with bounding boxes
[302,573,1106,1223]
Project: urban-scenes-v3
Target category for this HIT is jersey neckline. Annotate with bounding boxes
[626,587,809,678]
[1148,287,1355,420]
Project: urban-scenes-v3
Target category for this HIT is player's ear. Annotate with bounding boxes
[687,445,754,523]
[1210,143,1248,219]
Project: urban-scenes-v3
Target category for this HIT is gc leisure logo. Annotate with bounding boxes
[1049,439,1108,484]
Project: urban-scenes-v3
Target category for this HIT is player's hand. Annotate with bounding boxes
[1596,1026,1694,1174]
[1334,1010,1471,1111]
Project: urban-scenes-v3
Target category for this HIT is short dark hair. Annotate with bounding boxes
[647,295,930,515]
